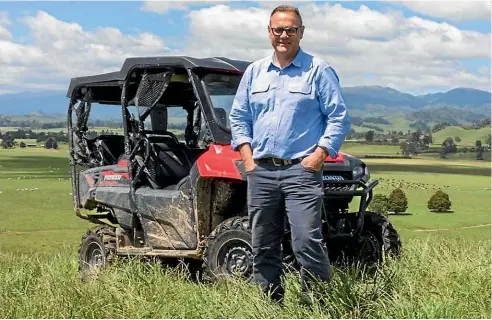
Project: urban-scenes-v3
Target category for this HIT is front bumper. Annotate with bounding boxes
[322,178,380,239]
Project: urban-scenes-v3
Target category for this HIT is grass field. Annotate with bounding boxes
[341,141,492,162]
[348,118,490,146]
[0,143,490,318]
[432,125,491,146]
[350,113,415,133]
[341,142,402,156]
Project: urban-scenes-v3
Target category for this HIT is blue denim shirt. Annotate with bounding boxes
[229,47,351,159]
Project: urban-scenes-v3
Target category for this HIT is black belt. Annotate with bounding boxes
[256,157,302,166]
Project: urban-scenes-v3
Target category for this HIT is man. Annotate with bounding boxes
[229,5,351,303]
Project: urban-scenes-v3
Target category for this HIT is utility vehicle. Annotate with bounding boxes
[66,56,401,280]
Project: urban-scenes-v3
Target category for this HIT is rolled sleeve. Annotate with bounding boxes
[229,65,253,151]
[316,66,351,156]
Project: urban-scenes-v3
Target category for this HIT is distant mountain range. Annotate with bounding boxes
[0,86,490,124]
[342,86,491,116]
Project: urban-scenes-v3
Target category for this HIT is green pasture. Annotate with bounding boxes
[0,146,90,253]
[351,113,415,134]
[341,142,401,156]
[341,141,491,161]
[361,158,490,237]
[433,125,491,146]
[0,143,489,253]
[340,143,491,241]
[0,143,490,318]
[348,119,490,147]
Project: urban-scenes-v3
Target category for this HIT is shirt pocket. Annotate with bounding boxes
[251,79,271,94]
[250,78,275,112]
[285,81,313,111]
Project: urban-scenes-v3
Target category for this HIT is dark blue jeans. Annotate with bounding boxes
[246,161,332,301]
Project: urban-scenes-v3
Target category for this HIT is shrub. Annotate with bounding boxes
[368,194,389,215]
[388,188,408,214]
[19,142,26,148]
[427,190,452,212]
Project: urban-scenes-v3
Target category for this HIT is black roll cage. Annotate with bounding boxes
[67,65,238,151]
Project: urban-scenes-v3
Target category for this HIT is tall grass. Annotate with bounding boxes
[0,236,489,319]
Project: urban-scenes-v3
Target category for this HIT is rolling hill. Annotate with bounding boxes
[0,86,490,128]
[406,106,486,125]
[432,126,491,146]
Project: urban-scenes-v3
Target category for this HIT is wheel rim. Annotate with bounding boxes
[216,238,253,279]
[85,240,105,270]
[356,231,381,265]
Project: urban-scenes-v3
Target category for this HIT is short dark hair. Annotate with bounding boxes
[270,5,303,26]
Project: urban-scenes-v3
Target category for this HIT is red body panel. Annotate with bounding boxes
[196,144,348,180]
[196,144,243,180]
[326,152,347,163]
[99,170,130,186]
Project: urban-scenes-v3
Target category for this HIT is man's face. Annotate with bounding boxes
[268,11,304,56]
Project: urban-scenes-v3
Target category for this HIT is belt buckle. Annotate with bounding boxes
[272,158,292,166]
[272,157,283,166]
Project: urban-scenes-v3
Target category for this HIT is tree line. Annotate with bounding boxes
[0,116,123,130]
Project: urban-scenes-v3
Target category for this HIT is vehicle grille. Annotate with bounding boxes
[322,172,353,192]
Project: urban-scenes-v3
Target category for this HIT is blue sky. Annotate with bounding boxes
[0,1,490,94]
[2,1,490,36]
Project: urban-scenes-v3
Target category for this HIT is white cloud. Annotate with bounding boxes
[398,1,492,21]
[0,26,11,40]
[0,3,490,95]
[478,66,490,75]
[182,3,491,92]
[0,12,11,39]
[141,0,227,14]
[0,11,174,92]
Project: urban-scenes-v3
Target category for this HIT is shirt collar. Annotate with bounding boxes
[269,47,304,70]
[291,47,304,68]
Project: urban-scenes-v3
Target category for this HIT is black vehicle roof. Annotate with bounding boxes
[66,56,250,99]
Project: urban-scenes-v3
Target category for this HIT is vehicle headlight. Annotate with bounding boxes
[352,165,364,179]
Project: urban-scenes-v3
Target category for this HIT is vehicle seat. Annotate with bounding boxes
[148,141,195,189]
[88,135,125,165]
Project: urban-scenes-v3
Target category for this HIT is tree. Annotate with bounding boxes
[410,129,422,144]
[432,122,450,133]
[400,141,417,157]
[0,134,14,148]
[391,137,399,144]
[475,140,483,160]
[365,130,374,142]
[368,194,390,215]
[388,188,408,214]
[422,133,433,146]
[440,137,457,158]
[454,136,461,143]
[45,137,58,149]
[427,190,452,212]
[19,141,26,148]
